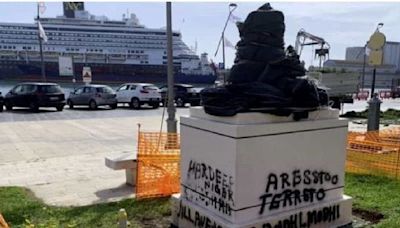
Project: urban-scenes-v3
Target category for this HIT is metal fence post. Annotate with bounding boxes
[367,93,381,131]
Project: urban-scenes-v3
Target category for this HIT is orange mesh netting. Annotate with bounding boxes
[135,127,400,200]
[136,131,180,199]
[346,128,400,179]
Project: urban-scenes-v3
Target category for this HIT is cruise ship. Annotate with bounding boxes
[0,2,217,84]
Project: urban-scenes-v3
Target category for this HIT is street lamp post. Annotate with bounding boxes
[361,44,366,91]
[214,3,237,84]
[370,23,384,99]
[367,22,385,131]
[166,2,177,134]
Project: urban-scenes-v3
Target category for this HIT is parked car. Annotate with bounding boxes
[67,85,117,110]
[160,84,202,107]
[0,92,3,112]
[116,83,161,109]
[4,83,65,112]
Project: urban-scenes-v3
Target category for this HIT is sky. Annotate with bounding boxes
[0,2,400,68]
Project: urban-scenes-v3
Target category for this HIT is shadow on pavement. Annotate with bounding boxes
[6,108,59,114]
[94,184,135,204]
[117,105,158,110]
[67,107,113,111]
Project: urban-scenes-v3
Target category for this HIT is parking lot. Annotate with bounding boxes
[0,82,201,122]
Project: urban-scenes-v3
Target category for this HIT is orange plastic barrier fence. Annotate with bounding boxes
[346,128,400,180]
[354,90,369,100]
[0,214,9,228]
[135,127,400,200]
[136,131,180,199]
[379,90,392,99]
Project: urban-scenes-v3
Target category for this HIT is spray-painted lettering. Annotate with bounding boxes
[185,160,234,216]
[259,204,340,228]
[259,169,339,214]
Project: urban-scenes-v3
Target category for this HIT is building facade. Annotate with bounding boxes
[324,41,400,89]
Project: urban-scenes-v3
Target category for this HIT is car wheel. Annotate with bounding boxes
[176,97,185,107]
[67,99,74,109]
[190,101,201,106]
[131,98,141,109]
[29,101,39,112]
[89,100,97,110]
[56,105,64,112]
[5,101,12,111]
[110,103,118,109]
[151,102,160,109]
[0,105,3,112]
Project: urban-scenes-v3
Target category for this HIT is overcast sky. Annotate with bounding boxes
[0,2,399,68]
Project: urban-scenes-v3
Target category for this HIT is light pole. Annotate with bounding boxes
[214,3,237,84]
[370,22,384,98]
[367,22,385,131]
[37,3,46,82]
[361,44,366,91]
[166,2,177,134]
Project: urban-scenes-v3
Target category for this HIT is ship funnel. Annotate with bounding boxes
[201,53,209,65]
[126,13,140,26]
[63,2,85,18]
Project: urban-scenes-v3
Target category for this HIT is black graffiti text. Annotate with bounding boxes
[177,201,223,228]
[259,204,340,228]
[259,169,339,214]
[186,160,235,216]
[264,170,339,193]
[187,160,234,201]
[259,188,326,214]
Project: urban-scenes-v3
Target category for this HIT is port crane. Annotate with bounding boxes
[293,29,359,110]
[294,29,330,69]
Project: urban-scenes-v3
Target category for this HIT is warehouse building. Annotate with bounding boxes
[324,41,400,89]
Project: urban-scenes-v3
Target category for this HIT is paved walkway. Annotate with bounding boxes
[0,115,178,206]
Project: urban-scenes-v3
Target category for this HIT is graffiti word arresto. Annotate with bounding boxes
[259,169,339,214]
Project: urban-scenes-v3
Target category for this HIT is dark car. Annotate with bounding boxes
[0,92,3,112]
[160,84,202,107]
[67,85,117,110]
[4,83,66,112]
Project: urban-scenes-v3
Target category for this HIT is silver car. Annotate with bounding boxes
[67,85,117,110]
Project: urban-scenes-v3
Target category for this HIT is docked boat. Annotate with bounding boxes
[0,2,217,84]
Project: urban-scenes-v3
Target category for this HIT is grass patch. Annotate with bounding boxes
[345,173,400,227]
[0,187,170,228]
[1,174,400,227]
[340,108,400,120]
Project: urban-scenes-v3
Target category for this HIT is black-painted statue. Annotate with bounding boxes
[201,3,328,121]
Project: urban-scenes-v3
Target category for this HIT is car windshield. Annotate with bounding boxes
[97,86,114,94]
[39,85,62,93]
[143,86,159,91]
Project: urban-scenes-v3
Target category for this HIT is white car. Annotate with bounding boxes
[116,83,161,109]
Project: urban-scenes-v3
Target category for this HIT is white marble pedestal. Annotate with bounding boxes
[171,107,352,228]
